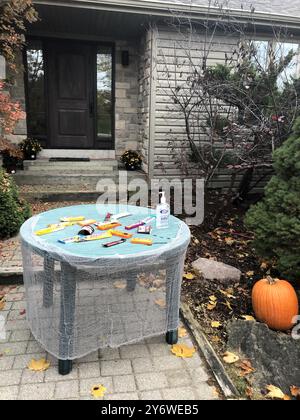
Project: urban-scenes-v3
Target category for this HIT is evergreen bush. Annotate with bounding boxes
[245,119,300,281]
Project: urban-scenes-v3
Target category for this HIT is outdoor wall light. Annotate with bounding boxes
[121,50,130,67]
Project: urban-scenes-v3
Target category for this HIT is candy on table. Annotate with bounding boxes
[103,238,126,248]
[96,222,122,231]
[48,221,77,228]
[35,226,65,236]
[58,236,81,244]
[77,219,97,227]
[60,216,85,222]
[130,238,153,246]
[79,232,112,242]
[125,221,145,230]
[104,212,112,221]
[109,230,133,239]
[137,225,152,234]
[111,212,132,221]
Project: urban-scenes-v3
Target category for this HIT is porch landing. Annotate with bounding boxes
[13,159,148,203]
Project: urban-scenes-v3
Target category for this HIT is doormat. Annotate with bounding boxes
[49,158,90,162]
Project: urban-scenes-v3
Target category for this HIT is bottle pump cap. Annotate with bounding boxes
[160,191,166,204]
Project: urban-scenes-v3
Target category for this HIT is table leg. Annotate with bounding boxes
[126,271,137,292]
[165,256,182,345]
[43,256,55,308]
[58,262,77,375]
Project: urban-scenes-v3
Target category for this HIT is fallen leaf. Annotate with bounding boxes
[246,271,254,277]
[91,384,107,398]
[290,386,300,399]
[155,299,166,309]
[209,295,217,302]
[27,358,50,372]
[223,352,240,364]
[265,385,291,400]
[148,287,157,293]
[113,281,126,289]
[224,237,235,245]
[211,321,222,328]
[241,315,256,322]
[211,335,221,343]
[222,300,233,311]
[171,344,196,358]
[246,386,253,399]
[178,327,188,338]
[183,273,195,280]
[220,290,236,299]
[238,360,255,377]
[0,297,5,311]
[260,261,268,270]
[19,309,26,316]
[207,301,217,311]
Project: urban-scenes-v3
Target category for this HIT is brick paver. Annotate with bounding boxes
[0,285,219,400]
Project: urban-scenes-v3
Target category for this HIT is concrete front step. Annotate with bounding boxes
[14,171,147,186]
[22,168,117,174]
[23,159,118,170]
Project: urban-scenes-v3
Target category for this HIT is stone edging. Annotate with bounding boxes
[180,301,239,399]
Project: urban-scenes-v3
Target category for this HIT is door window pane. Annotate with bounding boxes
[26,41,46,138]
[97,47,113,138]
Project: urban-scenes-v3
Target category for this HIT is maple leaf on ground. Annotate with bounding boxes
[171,344,196,358]
[290,386,300,399]
[223,351,240,364]
[183,273,195,280]
[241,315,256,322]
[238,360,256,377]
[113,281,126,289]
[211,321,222,328]
[265,385,291,400]
[27,358,50,372]
[207,301,217,311]
[246,386,253,399]
[0,297,5,311]
[178,327,188,338]
[155,299,166,309]
[91,385,106,398]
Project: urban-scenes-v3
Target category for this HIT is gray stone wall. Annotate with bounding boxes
[115,40,141,159]
[6,51,27,145]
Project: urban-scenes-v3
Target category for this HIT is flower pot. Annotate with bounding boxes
[125,163,140,171]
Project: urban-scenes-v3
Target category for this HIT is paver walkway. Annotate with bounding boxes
[0,285,219,400]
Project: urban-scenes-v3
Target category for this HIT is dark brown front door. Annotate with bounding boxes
[46,41,94,149]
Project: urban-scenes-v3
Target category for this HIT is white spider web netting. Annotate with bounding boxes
[20,205,190,360]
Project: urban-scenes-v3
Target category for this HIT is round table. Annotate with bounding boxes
[20,204,190,375]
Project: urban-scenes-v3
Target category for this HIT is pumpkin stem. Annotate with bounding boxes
[266,276,276,285]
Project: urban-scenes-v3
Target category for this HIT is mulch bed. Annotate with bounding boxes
[181,191,299,354]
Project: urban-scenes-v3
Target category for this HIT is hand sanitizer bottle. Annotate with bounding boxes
[156,191,170,229]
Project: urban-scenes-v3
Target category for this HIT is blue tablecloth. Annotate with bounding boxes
[20,204,190,260]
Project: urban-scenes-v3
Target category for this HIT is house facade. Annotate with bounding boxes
[7,0,300,181]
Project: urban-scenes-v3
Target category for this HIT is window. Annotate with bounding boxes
[96,47,113,139]
[250,40,300,89]
[25,40,47,139]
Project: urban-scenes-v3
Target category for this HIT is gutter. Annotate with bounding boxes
[33,0,300,28]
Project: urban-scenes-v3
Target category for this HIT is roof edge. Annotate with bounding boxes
[33,0,300,28]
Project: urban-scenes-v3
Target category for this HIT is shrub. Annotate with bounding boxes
[0,167,31,239]
[245,118,300,281]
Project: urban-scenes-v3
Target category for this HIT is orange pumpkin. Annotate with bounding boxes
[252,276,299,331]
